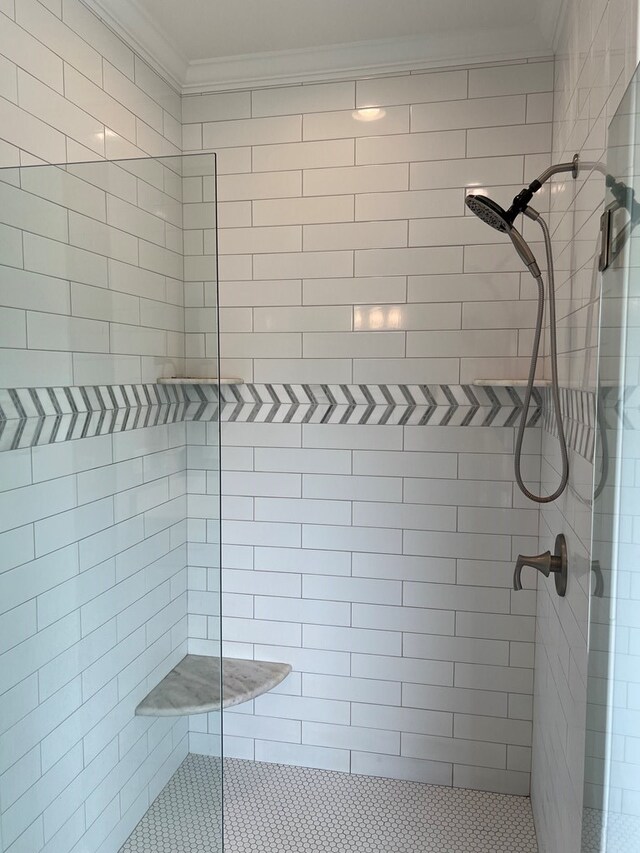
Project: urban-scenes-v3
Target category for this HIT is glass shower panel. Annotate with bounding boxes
[0,153,222,853]
[181,151,225,851]
[581,68,640,852]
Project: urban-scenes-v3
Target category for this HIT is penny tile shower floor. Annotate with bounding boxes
[120,754,539,852]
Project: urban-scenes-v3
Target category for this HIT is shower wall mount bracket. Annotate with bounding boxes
[513,534,568,596]
[572,153,580,178]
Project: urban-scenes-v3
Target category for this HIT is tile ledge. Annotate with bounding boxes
[157,377,244,385]
[472,379,552,387]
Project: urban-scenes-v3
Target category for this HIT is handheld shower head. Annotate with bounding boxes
[465,155,580,238]
[508,226,541,278]
[464,159,582,505]
[465,193,541,278]
[464,194,513,233]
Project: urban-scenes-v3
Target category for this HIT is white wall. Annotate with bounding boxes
[0,0,187,389]
[183,60,554,386]
[0,424,190,853]
[182,59,556,794]
[532,1,640,851]
[0,4,201,853]
[0,0,181,166]
[0,157,191,388]
[187,407,542,793]
[3,0,637,845]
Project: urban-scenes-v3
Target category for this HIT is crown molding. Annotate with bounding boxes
[83,1,554,95]
[81,0,188,92]
[183,27,552,93]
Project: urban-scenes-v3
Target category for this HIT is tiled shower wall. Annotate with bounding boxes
[0,4,201,853]
[532,1,640,851]
[0,157,187,389]
[0,0,181,165]
[0,420,190,853]
[0,0,184,388]
[4,4,637,849]
[183,59,554,386]
[183,60,555,793]
[188,401,542,794]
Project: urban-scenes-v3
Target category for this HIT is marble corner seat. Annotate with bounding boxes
[135,654,292,717]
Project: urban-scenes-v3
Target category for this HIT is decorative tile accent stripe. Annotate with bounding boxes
[0,383,192,452]
[0,383,544,451]
[201,383,543,428]
[0,404,193,452]
[0,383,189,421]
[541,387,599,462]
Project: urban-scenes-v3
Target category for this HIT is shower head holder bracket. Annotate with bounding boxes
[506,153,581,223]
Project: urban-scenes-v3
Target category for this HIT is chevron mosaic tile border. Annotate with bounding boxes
[0,383,192,451]
[541,387,599,462]
[0,403,194,452]
[0,379,618,466]
[214,383,543,427]
[0,383,544,450]
[0,383,188,421]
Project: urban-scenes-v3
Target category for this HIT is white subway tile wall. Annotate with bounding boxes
[2,0,628,846]
[0,0,187,389]
[531,2,639,853]
[185,408,541,794]
[0,2,181,165]
[0,156,194,387]
[0,424,191,853]
[0,5,218,853]
[183,60,554,384]
[180,59,554,795]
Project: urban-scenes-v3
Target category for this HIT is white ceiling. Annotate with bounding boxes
[91,0,566,92]
[119,0,539,61]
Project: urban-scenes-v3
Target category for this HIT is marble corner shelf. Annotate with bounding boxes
[157,377,244,385]
[473,379,551,387]
[135,654,292,717]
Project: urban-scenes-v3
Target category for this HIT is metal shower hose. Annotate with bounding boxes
[514,215,569,503]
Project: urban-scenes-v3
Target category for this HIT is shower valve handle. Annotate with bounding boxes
[513,534,567,597]
[514,551,557,585]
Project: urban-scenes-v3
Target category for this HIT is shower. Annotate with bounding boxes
[465,156,581,503]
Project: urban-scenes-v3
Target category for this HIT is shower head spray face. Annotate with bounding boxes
[465,194,541,278]
[465,194,513,233]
